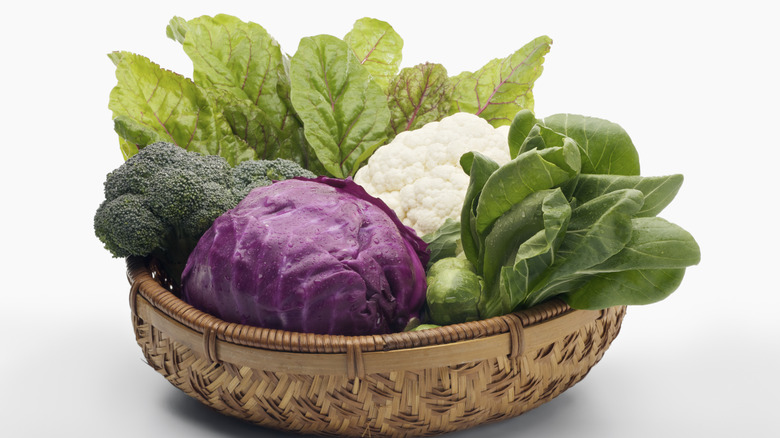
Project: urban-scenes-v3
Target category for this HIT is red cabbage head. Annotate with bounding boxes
[181,177,429,335]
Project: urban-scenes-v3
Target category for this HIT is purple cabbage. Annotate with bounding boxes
[181,177,429,335]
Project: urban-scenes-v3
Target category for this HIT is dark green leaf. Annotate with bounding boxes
[507,109,538,158]
[542,114,640,175]
[421,218,461,269]
[459,152,500,266]
[523,188,644,307]
[586,217,701,272]
[475,140,580,235]
[572,174,684,217]
[481,189,571,318]
[564,268,687,309]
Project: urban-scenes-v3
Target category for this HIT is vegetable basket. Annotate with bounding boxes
[127,256,626,437]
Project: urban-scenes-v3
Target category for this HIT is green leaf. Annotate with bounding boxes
[480,189,571,318]
[421,218,462,269]
[113,116,166,149]
[165,16,188,43]
[481,189,566,291]
[542,114,640,175]
[343,17,404,91]
[572,174,684,217]
[107,51,248,164]
[459,152,500,266]
[290,35,391,178]
[523,188,644,307]
[475,140,581,235]
[586,217,701,273]
[516,124,572,155]
[167,14,313,167]
[564,268,687,309]
[507,109,538,158]
[386,63,453,138]
[450,36,552,127]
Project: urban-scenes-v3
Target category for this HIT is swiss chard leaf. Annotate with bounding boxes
[290,35,391,178]
[112,116,166,156]
[474,140,581,235]
[450,36,552,127]
[542,113,640,176]
[107,51,248,164]
[166,15,315,168]
[343,17,404,91]
[387,63,453,139]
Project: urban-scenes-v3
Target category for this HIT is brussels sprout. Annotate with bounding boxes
[425,257,483,325]
[411,324,441,331]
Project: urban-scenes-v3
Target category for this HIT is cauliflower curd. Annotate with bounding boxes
[355,112,512,236]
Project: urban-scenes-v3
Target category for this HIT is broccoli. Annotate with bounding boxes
[231,158,317,201]
[94,142,315,287]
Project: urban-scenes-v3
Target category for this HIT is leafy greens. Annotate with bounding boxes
[108,14,551,177]
[425,110,700,321]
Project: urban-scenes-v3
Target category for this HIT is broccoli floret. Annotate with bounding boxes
[94,142,315,287]
[232,158,316,201]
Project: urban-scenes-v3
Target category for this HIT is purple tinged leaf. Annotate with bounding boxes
[386,63,453,139]
[450,36,552,127]
[344,17,404,91]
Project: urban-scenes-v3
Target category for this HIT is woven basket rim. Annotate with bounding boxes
[127,256,574,354]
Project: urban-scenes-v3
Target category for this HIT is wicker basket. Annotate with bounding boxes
[126,256,626,437]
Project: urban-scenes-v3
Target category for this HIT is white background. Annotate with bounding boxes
[2,1,778,436]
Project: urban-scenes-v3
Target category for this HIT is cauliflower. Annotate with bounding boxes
[354,112,512,236]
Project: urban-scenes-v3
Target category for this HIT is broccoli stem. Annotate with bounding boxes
[151,229,201,293]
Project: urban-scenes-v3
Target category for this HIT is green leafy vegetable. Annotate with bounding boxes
[459,151,501,266]
[520,188,644,307]
[421,218,461,268]
[165,15,324,172]
[542,114,640,175]
[108,15,551,177]
[564,268,687,309]
[107,51,248,164]
[572,174,684,217]
[507,109,538,157]
[290,35,391,178]
[386,63,453,139]
[474,139,581,234]
[482,189,571,317]
[344,17,404,91]
[427,109,699,323]
[450,36,552,127]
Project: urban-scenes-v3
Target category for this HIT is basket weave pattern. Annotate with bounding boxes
[128,257,626,437]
